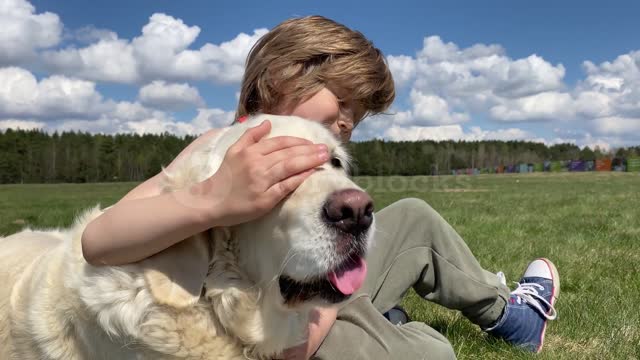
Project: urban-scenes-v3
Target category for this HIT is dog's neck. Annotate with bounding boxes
[203,227,309,358]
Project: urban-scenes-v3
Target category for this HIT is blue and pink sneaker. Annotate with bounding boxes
[485,258,560,353]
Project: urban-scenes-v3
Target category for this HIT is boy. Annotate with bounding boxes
[82,16,559,360]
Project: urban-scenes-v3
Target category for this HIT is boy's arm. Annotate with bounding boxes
[82,179,218,266]
[119,129,222,203]
[280,307,339,360]
[82,121,328,266]
[83,129,223,265]
[119,173,165,202]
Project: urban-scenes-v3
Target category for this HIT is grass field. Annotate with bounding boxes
[1,172,639,359]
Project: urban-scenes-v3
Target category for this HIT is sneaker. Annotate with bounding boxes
[383,305,411,326]
[485,258,560,353]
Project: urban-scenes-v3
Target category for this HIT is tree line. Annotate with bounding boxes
[0,129,194,184]
[1,128,638,183]
[348,140,638,175]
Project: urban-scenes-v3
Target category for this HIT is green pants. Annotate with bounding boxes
[314,198,511,360]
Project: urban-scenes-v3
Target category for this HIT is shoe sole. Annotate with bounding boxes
[536,258,560,353]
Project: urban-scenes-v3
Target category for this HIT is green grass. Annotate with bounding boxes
[2,172,639,359]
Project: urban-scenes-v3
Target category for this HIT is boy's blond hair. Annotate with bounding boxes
[235,15,395,123]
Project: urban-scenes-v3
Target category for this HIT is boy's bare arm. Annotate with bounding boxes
[119,172,165,202]
[82,180,219,265]
[82,129,224,265]
[119,129,222,203]
[280,307,338,360]
[81,121,329,266]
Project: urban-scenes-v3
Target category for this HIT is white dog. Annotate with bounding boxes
[0,114,375,360]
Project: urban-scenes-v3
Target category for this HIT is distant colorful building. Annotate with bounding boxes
[449,156,638,175]
[628,157,640,172]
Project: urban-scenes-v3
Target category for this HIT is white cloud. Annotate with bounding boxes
[378,90,469,127]
[572,50,640,142]
[42,13,268,84]
[385,125,467,141]
[385,124,535,142]
[354,112,541,143]
[138,80,205,110]
[0,66,111,119]
[579,50,640,118]
[0,66,237,136]
[380,35,640,148]
[0,1,638,149]
[190,108,236,129]
[409,90,469,125]
[123,118,196,135]
[387,55,416,87]
[378,123,618,151]
[42,36,140,83]
[49,117,125,134]
[119,108,233,135]
[113,107,234,135]
[0,0,62,65]
[412,36,565,101]
[573,91,614,118]
[0,66,205,135]
[493,55,566,98]
[549,128,618,152]
[389,36,567,122]
[489,91,575,121]
[39,108,181,135]
[41,107,235,136]
[590,116,640,136]
[0,118,45,130]
[71,25,118,44]
[580,135,613,152]
[111,101,156,122]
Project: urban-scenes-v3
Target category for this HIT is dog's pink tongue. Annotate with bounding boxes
[328,258,367,295]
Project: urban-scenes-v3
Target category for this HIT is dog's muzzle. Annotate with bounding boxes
[279,189,373,306]
[322,189,374,238]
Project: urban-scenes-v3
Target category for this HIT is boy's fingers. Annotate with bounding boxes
[233,120,271,149]
[253,136,315,155]
[267,169,315,201]
[263,144,327,168]
[267,154,327,184]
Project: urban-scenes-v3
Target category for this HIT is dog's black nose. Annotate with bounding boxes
[323,189,374,236]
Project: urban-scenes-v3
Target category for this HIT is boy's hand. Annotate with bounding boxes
[204,120,329,227]
[278,307,338,360]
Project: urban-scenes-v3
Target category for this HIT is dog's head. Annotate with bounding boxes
[231,115,374,309]
[141,114,374,313]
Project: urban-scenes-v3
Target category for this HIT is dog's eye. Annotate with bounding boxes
[331,157,342,168]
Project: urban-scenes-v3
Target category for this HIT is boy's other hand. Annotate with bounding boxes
[203,120,329,227]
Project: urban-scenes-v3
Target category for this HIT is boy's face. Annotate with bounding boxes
[276,87,361,143]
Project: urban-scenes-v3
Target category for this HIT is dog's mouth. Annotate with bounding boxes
[277,189,373,307]
[278,252,367,306]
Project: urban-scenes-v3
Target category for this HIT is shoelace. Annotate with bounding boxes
[496,271,557,321]
[511,282,557,320]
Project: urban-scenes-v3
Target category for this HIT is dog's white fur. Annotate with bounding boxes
[0,114,374,360]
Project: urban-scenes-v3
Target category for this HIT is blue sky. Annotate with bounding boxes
[2,0,640,149]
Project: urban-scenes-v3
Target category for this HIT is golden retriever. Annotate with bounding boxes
[0,114,375,359]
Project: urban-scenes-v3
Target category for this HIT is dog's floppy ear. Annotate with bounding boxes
[205,227,264,345]
[141,233,211,308]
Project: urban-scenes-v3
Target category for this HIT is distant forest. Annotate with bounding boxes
[1,128,639,183]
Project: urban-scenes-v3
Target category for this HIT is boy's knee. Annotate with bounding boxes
[424,345,457,360]
[424,345,456,360]
[390,198,441,223]
[402,321,456,360]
